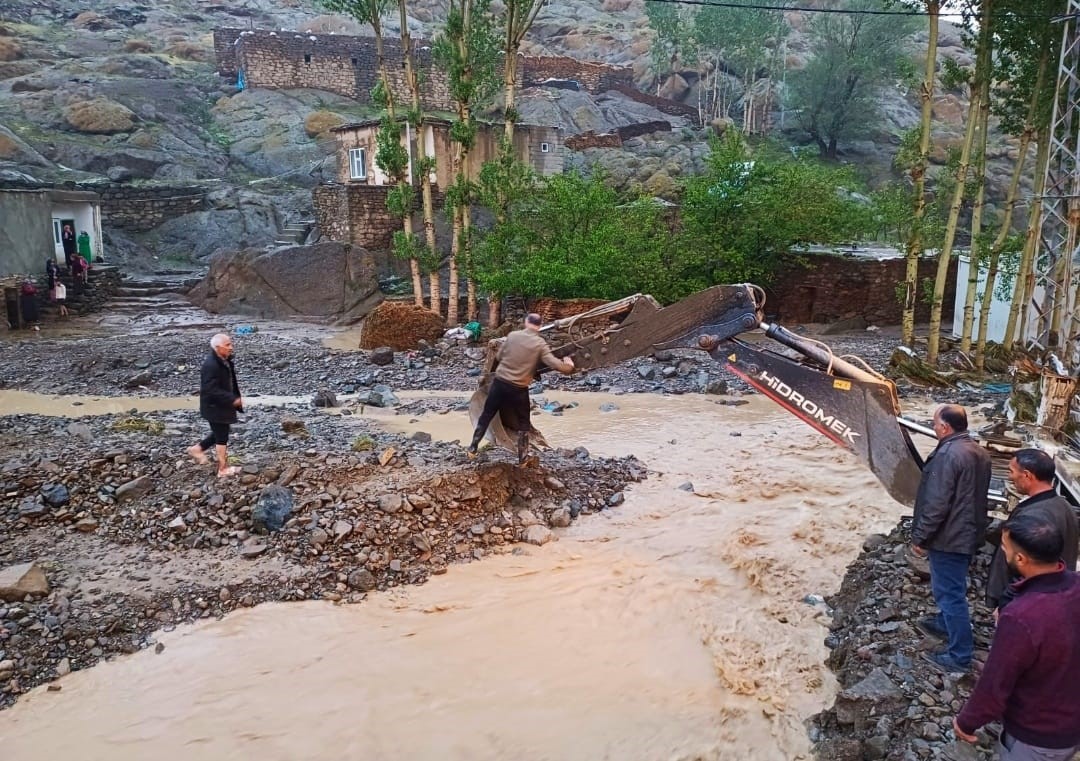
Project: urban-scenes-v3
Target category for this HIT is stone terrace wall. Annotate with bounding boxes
[610,84,700,121]
[315,183,448,254]
[520,55,633,94]
[768,254,957,326]
[99,186,208,232]
[565,121,671,151]
[215,29,454,111]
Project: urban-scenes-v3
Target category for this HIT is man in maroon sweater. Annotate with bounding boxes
[953,510,1080,760]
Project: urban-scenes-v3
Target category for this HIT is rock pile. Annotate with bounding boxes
[811,521,1000,761]
[0,405,642,707]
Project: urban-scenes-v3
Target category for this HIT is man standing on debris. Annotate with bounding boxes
[952,511,1080,760]
[912,404,992,672]
[466,313,574,465]
[187,333,243,478]
[987,449,1079,613]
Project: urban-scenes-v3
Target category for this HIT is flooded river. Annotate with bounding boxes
[0,393,906,760]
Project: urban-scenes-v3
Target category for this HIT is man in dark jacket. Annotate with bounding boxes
[986,448,1079,612]
[912,404,992,672]
[187,333,243,478]
[952,511,1080,760]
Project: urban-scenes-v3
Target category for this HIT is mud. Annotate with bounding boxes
[0,394,908,760]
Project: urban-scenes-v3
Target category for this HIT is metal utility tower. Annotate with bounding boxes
[1031,0,1080,366]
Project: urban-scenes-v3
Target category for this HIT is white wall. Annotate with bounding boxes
[50,202,103,262]
[952,256,1012,343]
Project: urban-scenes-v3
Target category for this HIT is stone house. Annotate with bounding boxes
[0,187,104,276]
[329,118,564,188]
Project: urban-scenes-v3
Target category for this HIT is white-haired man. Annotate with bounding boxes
[187,333,243,477]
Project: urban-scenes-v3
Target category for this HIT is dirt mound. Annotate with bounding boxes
[360,300,445,350]
[0,37,22,61]
[189,242,384,322]
[63,97,136,134]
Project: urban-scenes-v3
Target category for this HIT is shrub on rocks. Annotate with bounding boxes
[124,39,154,53]
[0,38,23,61]
[64,97,136,134]
[304,110,345,138]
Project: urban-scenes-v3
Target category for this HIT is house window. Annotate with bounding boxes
[540,142,550,153]
[351,57,358,66]
[348,148,367,180]
[304,53,312,64]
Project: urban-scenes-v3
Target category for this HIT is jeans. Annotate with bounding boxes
[1000,731,1080,761]
[928,549,973,666]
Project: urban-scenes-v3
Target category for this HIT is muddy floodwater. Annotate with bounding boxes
[0,393,907,760]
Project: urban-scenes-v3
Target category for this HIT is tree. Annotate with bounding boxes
[789,0,918,159]
[899,0,945,349]
[679,131,873,285]
[434,0,500,324]
[321,0,427,305]
[693,0,788,131]
[645,1,693,95]
[499,0,548,144]
[395,0,440,314]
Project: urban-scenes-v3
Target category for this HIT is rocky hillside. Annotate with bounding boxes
[0,0,1015,269]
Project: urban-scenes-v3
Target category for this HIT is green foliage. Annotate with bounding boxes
[678,131,874,285]
[787,0,918,158]
[386,181,415,217]
[317,0,392,26]
[433,0,501,112]
[374,116,408,181]
[473,132,875,303]
[871,183,915,242]
[392,230,437,271]
[644,1,694,84]
[992,0,1065,136]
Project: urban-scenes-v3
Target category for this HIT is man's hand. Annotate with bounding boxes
[563,357,575,373]
[952,717,977,744]
[911,545,928,559]
[992,607,999,625]
[233,397,244,408]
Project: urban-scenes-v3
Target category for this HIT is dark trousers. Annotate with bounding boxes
[929,550,974,665]
[475,377,533,436]
[199,422,230,452]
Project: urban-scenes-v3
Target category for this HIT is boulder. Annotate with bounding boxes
[40,483,69,507]
[115,475,153,503]
[189,242,383,321]
[64,97,136,134]
[251,485,293,533]
[0,562,50,601]
[834,668,905,726]
[312,389,339,408]
[369,346,395,366]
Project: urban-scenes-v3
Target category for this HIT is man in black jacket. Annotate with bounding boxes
[986,448,1079,613]
[912,404,992,672]
[187,333,243,478]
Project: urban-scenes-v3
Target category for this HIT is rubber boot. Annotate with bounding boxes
[517,431,538,468]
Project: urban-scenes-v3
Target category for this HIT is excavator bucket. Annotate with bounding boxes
[468,285,763,456]
[710,337,924,507]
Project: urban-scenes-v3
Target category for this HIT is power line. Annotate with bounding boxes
[642,0,1071,22]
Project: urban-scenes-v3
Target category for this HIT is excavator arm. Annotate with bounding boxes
[471,284,925,506]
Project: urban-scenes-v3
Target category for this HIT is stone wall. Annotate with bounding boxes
[610,84,700,120]
[768,254,957,326]
[216,28,454,111]
[314,184,399,251]
[520,55,633,94]
[565,121,671,151]
[99,186,207,232]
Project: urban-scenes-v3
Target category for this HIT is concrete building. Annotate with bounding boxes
[0,187,104,276]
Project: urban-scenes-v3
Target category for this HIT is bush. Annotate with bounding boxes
[63,97,136,134]
[124,39,154,53]
[0,38,22,62]
[164,40,209,62]
[304,110,345,138]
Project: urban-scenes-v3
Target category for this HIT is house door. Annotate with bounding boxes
[54,218,76,262]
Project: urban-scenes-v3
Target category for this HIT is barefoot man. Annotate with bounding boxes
[187,333,243,477]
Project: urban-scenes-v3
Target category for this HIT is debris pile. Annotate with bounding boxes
[359,301,446,351]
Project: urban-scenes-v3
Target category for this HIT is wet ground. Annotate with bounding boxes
[0,284,1008,760]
